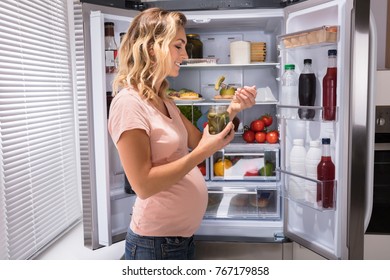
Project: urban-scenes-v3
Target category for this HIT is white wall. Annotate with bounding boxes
[376,70,390,105]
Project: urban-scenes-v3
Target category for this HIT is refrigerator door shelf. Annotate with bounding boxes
[277,105,339,122]
[281,169,337,212]
[278,25,340,50]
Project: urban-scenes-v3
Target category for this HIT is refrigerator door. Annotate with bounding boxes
[81,3,139,249]
[281,0,374,259]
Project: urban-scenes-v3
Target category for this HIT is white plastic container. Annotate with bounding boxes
[289,138,306,200]
[304,140,322,203]
[230,41,250,64]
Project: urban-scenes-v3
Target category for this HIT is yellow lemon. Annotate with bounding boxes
[213,158,233,176]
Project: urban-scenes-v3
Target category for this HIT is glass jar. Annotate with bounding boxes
[208,105,229,135]
[186,34,203,59]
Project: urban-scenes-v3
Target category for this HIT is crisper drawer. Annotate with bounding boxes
[205,184,280,220]
[210,144,279,181]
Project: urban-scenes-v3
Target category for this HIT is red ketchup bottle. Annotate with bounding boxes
[317,138,335,209]
[322,49,337,121]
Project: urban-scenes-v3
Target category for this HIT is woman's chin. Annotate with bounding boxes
[168,71,180,77]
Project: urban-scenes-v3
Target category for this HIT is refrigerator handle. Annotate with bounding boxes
[363,10,377,232]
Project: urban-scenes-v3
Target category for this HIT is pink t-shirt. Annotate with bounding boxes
[108,88,208,237]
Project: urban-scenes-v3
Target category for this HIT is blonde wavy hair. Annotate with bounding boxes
[112,8,187,100]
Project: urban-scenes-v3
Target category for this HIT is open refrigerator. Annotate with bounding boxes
[80,0,376,259]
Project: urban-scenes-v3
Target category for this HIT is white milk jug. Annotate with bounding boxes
[304,140,322,204]
[289,138,306,200]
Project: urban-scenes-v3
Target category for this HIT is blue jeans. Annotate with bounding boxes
[124,228,195,260]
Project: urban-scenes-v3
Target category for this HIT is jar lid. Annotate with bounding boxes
[328,49,337,56]
[104,22,114,27]
[303,58,312,64]
[322,138,331,144]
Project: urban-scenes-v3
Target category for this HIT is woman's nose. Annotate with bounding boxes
[182,49,189,59]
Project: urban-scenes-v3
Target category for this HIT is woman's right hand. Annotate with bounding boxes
[195,121,235,159]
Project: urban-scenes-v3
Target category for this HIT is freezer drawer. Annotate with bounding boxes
[194,241,292,260]
[205,185,280,220]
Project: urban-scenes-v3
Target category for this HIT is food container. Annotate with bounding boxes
[230,40,250,64]
[250,42,267,62]
[208,105,229,134]
[186,33,203,58]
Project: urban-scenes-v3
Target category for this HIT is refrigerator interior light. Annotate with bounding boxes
[192,18,211,24]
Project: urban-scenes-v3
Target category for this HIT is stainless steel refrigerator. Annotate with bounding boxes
[79,0,376,259]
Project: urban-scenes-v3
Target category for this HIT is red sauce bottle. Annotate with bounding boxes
[322,49,337,121]
[317,138,335,209]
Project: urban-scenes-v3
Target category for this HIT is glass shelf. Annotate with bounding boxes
[180,62,279,69]
[175,100,278,106]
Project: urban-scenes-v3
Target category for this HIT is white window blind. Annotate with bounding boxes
[0,0,82,260]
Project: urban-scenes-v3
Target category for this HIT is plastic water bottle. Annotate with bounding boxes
[281,64,298,118]
[304,140,322,204]
[289,138,306,200]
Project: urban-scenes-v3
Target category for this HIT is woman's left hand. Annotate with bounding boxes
[228,85,257,116]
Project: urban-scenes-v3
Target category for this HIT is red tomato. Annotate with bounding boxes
[266,130,279,144]
[250,119,265,132]
[243,129,255,143]
[261,114,273,127]
[198,164,206,176]
[255,131,266,143]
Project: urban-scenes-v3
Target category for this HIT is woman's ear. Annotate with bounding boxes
[148,43,155,57]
